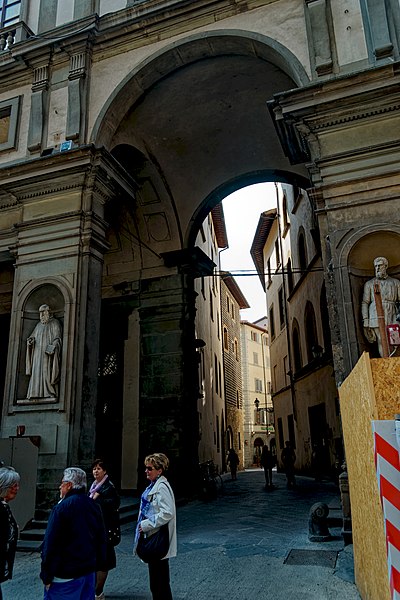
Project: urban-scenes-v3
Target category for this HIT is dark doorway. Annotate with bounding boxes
[0,314,10,423]
[308,403,330,474]
[97,303,128,487]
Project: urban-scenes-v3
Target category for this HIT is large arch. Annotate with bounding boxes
[93,30,310,255]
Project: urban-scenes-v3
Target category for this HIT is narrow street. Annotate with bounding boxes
[7,469,360,599]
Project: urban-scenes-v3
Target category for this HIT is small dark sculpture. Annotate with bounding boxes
[308,502,331,542]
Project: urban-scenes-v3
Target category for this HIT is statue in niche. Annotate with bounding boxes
[26,304,62,399]
[361,256,400,357]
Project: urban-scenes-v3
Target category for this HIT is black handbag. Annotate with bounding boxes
[136,523,169,563]
[108,510,121,546]
[108,523,121,546]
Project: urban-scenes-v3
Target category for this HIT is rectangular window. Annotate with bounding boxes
[255,378,262,392]
[253,352,258,365]
[0,107,10,144]
[0,96,20,152]
[214,354,218,395]
[278,287,285,329]
[216,416,220,452]
[223,327,228,351]
[209,291,213,321]
[269,305,275,340]
[0,0,21,27]
[277,417,284,449]
[251,331,259,343]
[238,432,241,450]
[267,258,272,286]
[283,355,288,385]
[275,239,281,268]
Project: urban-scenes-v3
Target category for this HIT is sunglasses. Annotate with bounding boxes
[145,466,155,471]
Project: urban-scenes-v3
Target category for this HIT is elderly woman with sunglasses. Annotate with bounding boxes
[135,453,177,600]
[0,466,20,600]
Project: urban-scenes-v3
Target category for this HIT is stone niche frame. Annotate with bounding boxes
[338,226,400,368]
[6,278,73,412]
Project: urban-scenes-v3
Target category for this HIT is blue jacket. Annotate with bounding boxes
[40,488,107,585]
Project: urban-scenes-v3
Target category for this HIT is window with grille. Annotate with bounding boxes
[98,352,118,376]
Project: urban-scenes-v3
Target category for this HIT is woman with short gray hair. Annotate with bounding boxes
[0,466,20,599]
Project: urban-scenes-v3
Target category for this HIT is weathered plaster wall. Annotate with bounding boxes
[339,352,396,600]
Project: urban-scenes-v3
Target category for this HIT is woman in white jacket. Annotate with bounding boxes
[135,453,177,600]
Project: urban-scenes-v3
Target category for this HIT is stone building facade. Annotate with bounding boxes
[220,274,248,468]
[194,205,227,471]
[0,0,399,501]
[240,320,274,468]
[251,184,341,474]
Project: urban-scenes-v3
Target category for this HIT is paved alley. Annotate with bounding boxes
[6,469,360,599]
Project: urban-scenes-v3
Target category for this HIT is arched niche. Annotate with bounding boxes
[347,230,400,359]
[17,284,65,403]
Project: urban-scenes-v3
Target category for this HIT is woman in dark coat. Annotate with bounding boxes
[0,466,20,600]
[89,459,120,600]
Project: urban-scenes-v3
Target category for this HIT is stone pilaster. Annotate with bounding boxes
[27,64,49,153]
[366,0,393,59]
[305,0,333,76]
[66,48,90,143]
[37,0,58,33]
[73,0,97,20]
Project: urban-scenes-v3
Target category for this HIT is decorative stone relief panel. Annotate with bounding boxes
[144,212,171,243]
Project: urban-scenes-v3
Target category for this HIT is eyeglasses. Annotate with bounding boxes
[145,466,155,471]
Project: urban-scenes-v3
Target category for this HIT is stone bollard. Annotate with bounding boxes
[308,502,331,542]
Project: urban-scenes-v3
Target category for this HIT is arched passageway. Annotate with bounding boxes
[94,32,311,490]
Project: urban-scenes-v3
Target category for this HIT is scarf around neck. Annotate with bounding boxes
[89,474,108,498]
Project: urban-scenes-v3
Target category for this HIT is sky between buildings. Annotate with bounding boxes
[221,182,276,323]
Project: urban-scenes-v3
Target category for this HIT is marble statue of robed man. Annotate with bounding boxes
[361,256,400,357]
[26,304,62,399]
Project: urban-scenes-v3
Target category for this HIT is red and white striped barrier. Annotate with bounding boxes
[373,420,400,600]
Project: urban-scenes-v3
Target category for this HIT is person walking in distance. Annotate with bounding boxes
[260,445,275,489]
[227,449,239,481]
[281,441,296,488]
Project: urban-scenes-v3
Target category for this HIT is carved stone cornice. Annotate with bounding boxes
[1,0,279,82]
[0,189,19,210]
[269,64,400,166]
[0,145,136,200]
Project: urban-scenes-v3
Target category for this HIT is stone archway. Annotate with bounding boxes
[93,31,312,491]
[93,31,310,258]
